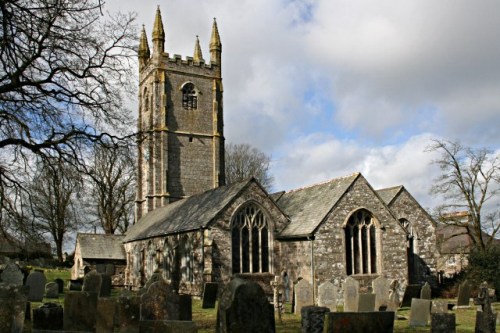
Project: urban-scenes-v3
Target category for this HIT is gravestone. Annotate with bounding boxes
[202,282,218,308]
[358,293,376,312]
[301,306,329,333]
[100,274,112,297]
[96,297,117,333]
[141,279,180,320]
[63,291,98,332]
[431,300,448,313]
[431,313,456,333]
[474,282,497,333]
[1,263,24,286]
[457,279,472,307]
[25,270,46,302]
[387,279,401,311]
[372,276,390,311]
[139,320,198,333]
[317,281,337,311]
[116,292,141,333]
[105,263,115,276]
[83,270,103,295]
[421,282,432,300]
[45,282,59,298]
[96,264,106,274]
[294,279,313,315]
[138,271,164,296]
[216,277,275,333]
[401,284,421,307]
[343,276,359,312]
[68,279,83,291]
[409,298,431,327]
[323,311,395,333]
[179,294,193,321]
[0,284,28,333]
[54,278,64,293]
[33,303,63,330]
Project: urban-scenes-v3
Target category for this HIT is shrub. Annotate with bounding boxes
[466,244,500,297]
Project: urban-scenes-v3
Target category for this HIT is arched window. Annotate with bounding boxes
[400,218,419,283]
[345,209,379,275]
[146,242,156,279]
[231,203,270,274]
[163,239,174,281]
[180,235,194,282]
[182,82,198,109]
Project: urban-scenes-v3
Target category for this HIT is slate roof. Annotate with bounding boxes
[77,233,126,260]
[275,173,360,238]
[124,179,253,242]
[376,186,403,205]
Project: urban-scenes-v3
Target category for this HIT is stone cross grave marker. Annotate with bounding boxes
[409,298,431,327]
[0,263,24,286]
[457,279,472,307]
[420,282,431,300]
[431,313,456,333]
[140,278,180,320]
[45,282,59,298]
[270,276,283,323]
[372,276,390,311]
[26,270,46,302]
[358,293,376,312]
[294,279,313,315]
[343,276,359,312]
[318,281,337,311]
[82,270,102,296]
[473,281,497,333]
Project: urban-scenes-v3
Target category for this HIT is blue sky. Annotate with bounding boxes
[107,0,500,209]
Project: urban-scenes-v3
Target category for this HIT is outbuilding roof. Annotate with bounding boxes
[77,233,126,260]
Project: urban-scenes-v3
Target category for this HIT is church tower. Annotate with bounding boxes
[136,7,225,221]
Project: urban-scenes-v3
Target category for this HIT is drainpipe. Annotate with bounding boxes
[309,235,315,305]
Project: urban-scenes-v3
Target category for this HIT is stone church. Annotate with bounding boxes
[122,7,438,298]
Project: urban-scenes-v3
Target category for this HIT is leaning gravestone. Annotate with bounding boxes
[343,276,359,312]
[33,303,64,330]
[63,291,98,332]
[45,282,59,298]
[420,282,432,300]
[409,298,431,327]
[457,280,472,307]
[401,284,421,307]
[294,279,313,315]
[216,277,275,333]
[431,313,455,333]
[140,279,180,320]
[0,263,24,286]
[317,281,337,311]
[323,312,395,333]
[372,276,390,311]
[83,270,103,295]
[25,270,46,302]
[202,282,218,309]
[301,306,329,333]
[358,293,376,312]
[0,284,28,333]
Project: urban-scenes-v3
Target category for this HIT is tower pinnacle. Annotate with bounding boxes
[210,18,222,73]
[193,36,204,62]
[152,6,165,54]
[138,25,150,69]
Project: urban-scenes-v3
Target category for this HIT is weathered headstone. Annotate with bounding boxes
[138,271,164,296]
[100,273,112,297]
[401,284,421,307]
[431,300,448,313]
[25,270,47,302]
[1,263,24,286]
[457,280,472,307]
[179,294,193,321]
[216,278,275,333]
[54,278,64,293]
[343,276,359,312]
[0,284,28,333]
[116,292,141,333]
[83,270,103,295]
[141,279,180,321]
[45,282,59,298]
[317,281,337,311]
[32,303,63,330]
[358,293,376,312]
[409,298,431,327]
[301,306,329,333]
[68,279,83,291]
[387,279,401,311]
[63,291,98,332]
[294,279,313,315]
[323,311,395,333]
[474,282,497,333]
[201,282,218,309]
[372,276,390,311]
[431,313,456,333]
[96,297,117,333]
[139,320,198,333]
[421,282,432,300]
[105,263,115,276]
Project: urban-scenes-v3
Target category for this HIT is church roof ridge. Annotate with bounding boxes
[285,172,360,194]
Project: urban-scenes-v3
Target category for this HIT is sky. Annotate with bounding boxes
[106,0,500,210]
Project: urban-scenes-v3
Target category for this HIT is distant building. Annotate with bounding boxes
[0,232,51,259]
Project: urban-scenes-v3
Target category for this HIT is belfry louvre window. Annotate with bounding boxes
[182,83,197,109]
[345,209,378,275]
[231,203,270,274]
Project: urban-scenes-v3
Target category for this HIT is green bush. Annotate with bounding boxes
[466,244,500,297]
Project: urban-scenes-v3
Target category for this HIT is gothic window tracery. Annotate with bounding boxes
[182,82,198,109]
[163,239,174,281]
[180,235,194,282]
[231,203,270,274]
[344,209,379,275]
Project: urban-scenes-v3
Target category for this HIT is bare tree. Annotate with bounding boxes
[428,139,500,251]
[225,143,274,191]
[0,0,137,230]
[28,158,83,263]
[86,142,136,234]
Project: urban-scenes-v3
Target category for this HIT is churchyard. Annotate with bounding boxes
[1,264,499,333]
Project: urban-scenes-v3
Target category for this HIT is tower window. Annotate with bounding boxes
[182,83,198,109]
[345,209,379,275]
